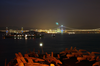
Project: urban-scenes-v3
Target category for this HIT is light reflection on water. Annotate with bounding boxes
[0,33,100,66]
[11,36,41,40]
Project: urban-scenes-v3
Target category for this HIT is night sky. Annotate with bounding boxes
[0,0,100,29]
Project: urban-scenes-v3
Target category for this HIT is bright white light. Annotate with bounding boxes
[25,35,27,37]
[40,43,43,47]
[61,25,63,27]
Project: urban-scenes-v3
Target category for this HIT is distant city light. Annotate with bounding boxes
[6,30,8,33]
[25,34,27,37]
[22,31,23,33]
[56,22,59,25]
[61,25,63,27]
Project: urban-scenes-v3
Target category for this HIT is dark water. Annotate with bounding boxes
[0,33,100,66]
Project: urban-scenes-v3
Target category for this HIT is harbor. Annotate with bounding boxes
[1,33,100,66]
[1,0,100,66]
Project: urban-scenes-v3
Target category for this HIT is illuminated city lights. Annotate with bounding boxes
[1,26,100,34]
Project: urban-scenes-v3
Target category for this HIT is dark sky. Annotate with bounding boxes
[0,0,100,29]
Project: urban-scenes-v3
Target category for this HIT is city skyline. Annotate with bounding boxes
[0,0,100,29]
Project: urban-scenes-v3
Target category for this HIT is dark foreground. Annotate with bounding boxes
[47,53,96,66]
[6,50,98,66]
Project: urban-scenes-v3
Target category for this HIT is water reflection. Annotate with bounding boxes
[14,36,24,39]
[2,35,43,40]
[25,38,27,44]
[25,37,27,40]
[39,42,44,54]
[33,37,34,39]
[40,37,41,39]
[18,37,19,39]
[14,37,16,39]
[2,37,5,39]
[19,37,22,39]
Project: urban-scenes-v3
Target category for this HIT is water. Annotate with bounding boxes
[0,33,100,66]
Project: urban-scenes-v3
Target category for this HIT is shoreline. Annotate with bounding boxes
[6,47,100,66]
